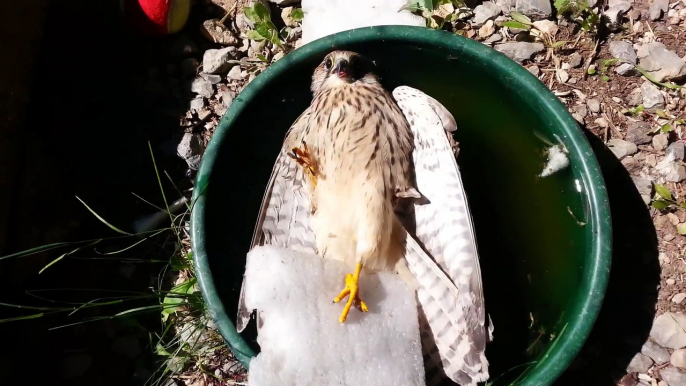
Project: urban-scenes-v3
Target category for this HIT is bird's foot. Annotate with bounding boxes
[288,141,318,187]
[333,263,368,323]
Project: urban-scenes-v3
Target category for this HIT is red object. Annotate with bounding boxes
[120,0,190,36]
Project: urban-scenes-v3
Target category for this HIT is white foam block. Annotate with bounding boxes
[244,245,426,386]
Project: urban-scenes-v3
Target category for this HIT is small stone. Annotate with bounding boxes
[616,63,638,76]
[642,81,666,110]
[177,133,205,170]
[668,213,680,225]
[632,176,653,204]
[633,21,644,33]
[627,352,654,373]
[281,7,299,28]
[667,142,686,161]
[609,40,638,64]
[608,139,639,159]
[628,87,644,106]
[515,0,553,20]
[660,367,686,386]
[612,96,622,103]
[562,62,571,70]
[495,42,545,63]
[587,98,601,113]
[569,52,583,68]
[201,73,222,84]
[181,58,199,76]
[532,20,558,35]
[660,253,671,264]
[191,77,213,98]
[190,98,205,112]
[650,312,686,349]
[557,69,569,83]
[667,278,676,285]
[202,47,238,74]
[605,0,632,28]
[650,0,669,21]
[595,117,609,128]
[227,66,244,80]
[673,294,686,304]
[201,19,239,45]
[653,133,669,151]
[479,20,496,38]
[637,42,686,82]
[473,1,502,25]
[628,9,641,20]
[528,65,540,76]
[573,104,587,118]
[485,33,503,44]
[642,339,671,364]
[219,89,235,108]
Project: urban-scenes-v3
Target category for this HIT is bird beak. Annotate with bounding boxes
[333,59,350,78]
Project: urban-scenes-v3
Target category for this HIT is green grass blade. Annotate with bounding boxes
[100,229,167,255]
[148,141,173,224]
[75,196,132,235]
[39,239,101,274]
[0,241,81,261]
[0,313,45,323]
[635,66,684,89]
[132,192,165,212]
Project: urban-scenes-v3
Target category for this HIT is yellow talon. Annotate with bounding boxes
[333,263,368,323]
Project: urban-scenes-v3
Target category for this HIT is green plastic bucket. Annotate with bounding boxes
[191,26,612,385]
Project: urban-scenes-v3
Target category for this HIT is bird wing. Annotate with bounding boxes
[236,108,318,333]
[392,86,491,386]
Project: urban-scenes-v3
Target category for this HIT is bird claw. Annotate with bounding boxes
[333,263,367,323]
[288,141,319,187]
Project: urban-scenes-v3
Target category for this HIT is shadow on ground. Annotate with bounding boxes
[0,1,193,385]
[556,129,660,385]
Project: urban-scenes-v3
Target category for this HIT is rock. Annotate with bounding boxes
[660,367,686,385]
[181,58,199,77]
[675,349,686,368]
[616,63,638,76]
[281,7,299,28]
[650,0,669,20]
[479,20,496,38]
[609,40,638,64]
[632,176,653,204]
[650,312,686,349]
[657,157,686,182]
[637,42,686,82]
[236,12,254,32]
[227,65,244,80]
[191,77,213,98]
[201,19,239,45]
[190,98,205,112]
[485,33,503,44]
[169,34,198,57]
[628,87,643,106]
[605,0,632,28]
[569,52,583,68]
[626,121,652,144]
[642,339,671,364]
[473,1,501,25]
[573,104,587,118]
[496,0,516,14]
[673,294,686,304]
[653,133,669,151]
[495,42,545,63]
[642,81,665,110]
[667,142,686,161]
[533,20,558,35]
[528,65,540,76]
[587,98,601,113]
[595,117,609,128]
[627,352,654,373]
[515,0,552,20]
[177,133,205,170]
[218,89,235,108]
[201,73,222,84]
[667,278,676,285]
[557,69,569,83]
[608,139,639,159]
[202,47,238,74]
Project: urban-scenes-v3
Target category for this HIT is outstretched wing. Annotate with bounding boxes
[393,86,491,386]
[236,108,318,333]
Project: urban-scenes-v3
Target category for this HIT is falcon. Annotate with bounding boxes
[237,50,492,385]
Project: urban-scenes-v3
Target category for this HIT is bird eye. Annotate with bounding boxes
[325,58,333,70]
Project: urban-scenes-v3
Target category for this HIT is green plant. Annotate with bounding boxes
[244,2,284,49]
[554,0,600,32]
[651,184,686,210]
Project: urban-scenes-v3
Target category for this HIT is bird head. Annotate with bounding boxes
[311,51,377,94]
